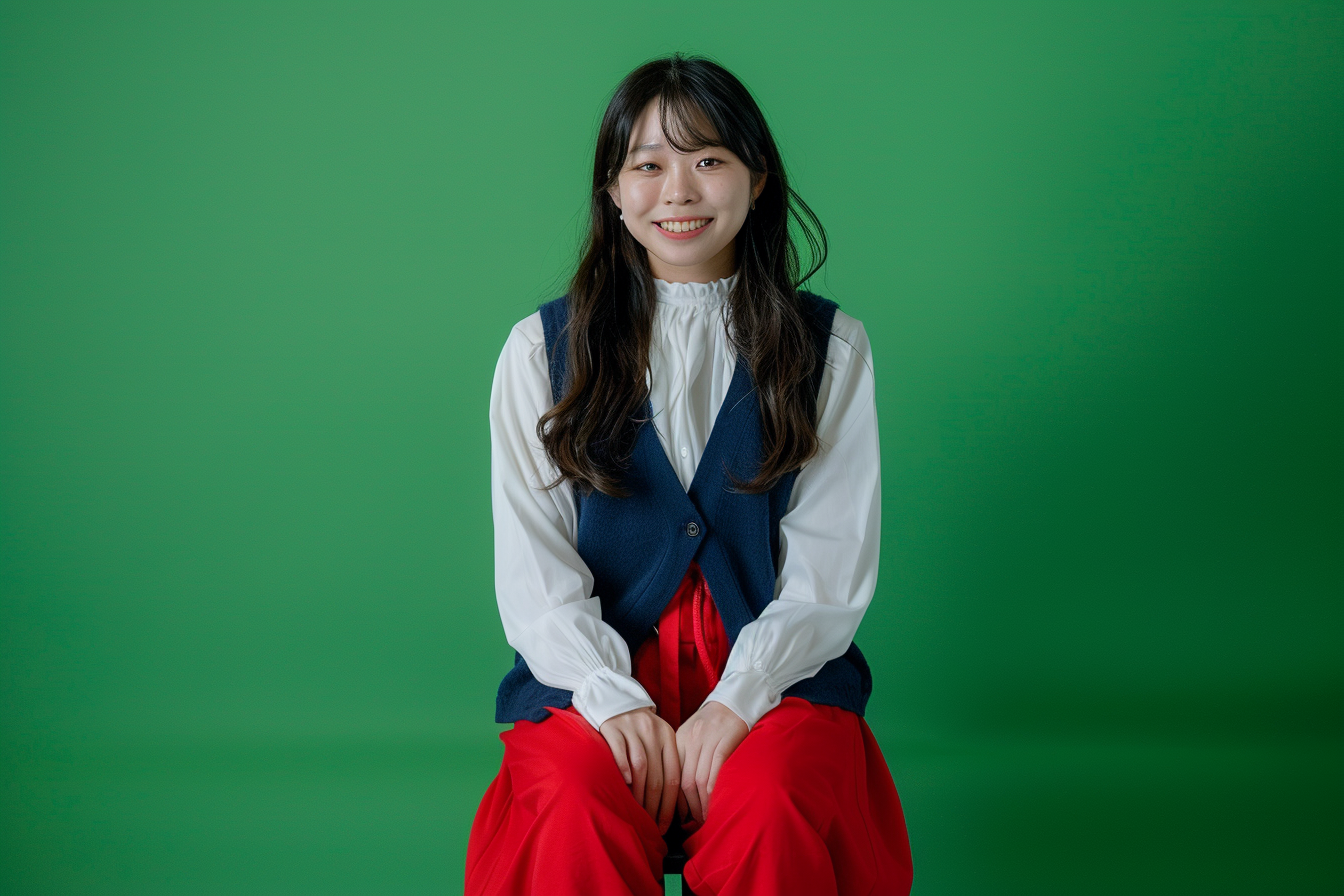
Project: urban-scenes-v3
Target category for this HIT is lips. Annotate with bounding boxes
[653,213,715,237]
[656,218,712,233]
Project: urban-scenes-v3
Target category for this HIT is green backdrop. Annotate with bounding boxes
[2,2,1340,894]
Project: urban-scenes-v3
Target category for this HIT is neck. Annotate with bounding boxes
[647,242,736,283]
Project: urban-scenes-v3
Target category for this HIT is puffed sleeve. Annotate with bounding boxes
[703,310,881,730]
[490,312,658,731]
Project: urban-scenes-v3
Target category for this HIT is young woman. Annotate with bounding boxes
[465,53,913,896]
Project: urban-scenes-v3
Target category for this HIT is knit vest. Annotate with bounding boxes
[494,289,874,724]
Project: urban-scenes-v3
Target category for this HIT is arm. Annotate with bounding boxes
[703,310,881,730]
[491,314,657,731]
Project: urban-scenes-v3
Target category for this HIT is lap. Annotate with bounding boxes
[498,698,866,832]
[680,698,907,895]
[715,697,862,801]
[499,704,651,814]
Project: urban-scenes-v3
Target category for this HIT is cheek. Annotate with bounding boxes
[709,180,750,212]
[624,180,660,209]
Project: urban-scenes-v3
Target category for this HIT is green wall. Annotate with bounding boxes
[2,2,1340,893]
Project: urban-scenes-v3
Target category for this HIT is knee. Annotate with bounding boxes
[722,771,808,816]
[711,752,834,830]
[559,733,629,798]
[507,712,631,810]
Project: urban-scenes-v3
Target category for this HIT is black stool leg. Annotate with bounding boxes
[661,824,699,895]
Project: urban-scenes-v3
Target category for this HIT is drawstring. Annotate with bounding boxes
[657,593,681,729]
[690,566,720,689]
[652,561,724,728]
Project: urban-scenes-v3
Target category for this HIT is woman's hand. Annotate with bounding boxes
[675,701,749,825]
[598,706,682,835]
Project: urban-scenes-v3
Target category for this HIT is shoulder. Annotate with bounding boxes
[826,308,874,378]
[798,291,875,380]
[509,309,546,350]
[499,309,545,359]
[494,309,549,392]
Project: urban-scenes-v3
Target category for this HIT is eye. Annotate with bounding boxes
[634,158,722,172]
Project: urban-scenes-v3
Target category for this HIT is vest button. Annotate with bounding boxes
[685,521,700,537]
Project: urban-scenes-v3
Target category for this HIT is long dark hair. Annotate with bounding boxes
[540,53,830,498]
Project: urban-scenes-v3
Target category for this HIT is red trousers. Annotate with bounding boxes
[466,561,913,895]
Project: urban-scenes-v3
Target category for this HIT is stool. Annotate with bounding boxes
[662,822,699,895]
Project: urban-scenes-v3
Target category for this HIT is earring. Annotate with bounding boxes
[619,213,624,220]
[750,197,756,211]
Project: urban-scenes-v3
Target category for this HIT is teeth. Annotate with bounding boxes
[658,218,710,233]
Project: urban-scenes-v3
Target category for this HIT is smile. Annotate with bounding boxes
[655,218,712,239]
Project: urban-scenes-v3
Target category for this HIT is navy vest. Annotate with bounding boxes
[494,289,874,724]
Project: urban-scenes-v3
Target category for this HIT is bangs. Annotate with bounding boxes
[656,89,724,154]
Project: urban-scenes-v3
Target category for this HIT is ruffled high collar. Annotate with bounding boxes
[653,272,738,306]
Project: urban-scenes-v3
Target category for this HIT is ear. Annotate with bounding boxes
[607,183,622,212]
[752,154,768,202]
[752,169,768,203]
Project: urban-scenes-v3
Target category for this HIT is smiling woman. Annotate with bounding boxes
[609,104,761,274]
[465,52,913,896]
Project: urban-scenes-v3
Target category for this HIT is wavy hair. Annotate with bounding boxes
[540,52,830,498]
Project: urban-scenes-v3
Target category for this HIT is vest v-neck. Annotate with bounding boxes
[647,273,740,493]
[645,274,741,497]
[641,352,753,501]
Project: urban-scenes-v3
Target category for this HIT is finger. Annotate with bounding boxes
[676,788,690,822]
[658,735,680,833]
[628,736,648,811]
[681,740,704,824]
[603,728,633,786]
[641,731,662,820]
[707,740,732,804]
[696,737,716,821]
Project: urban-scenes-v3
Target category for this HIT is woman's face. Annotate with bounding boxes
[608,98,765,283]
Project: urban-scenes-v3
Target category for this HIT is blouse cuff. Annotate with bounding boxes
[704,669,781,731]
[570,666,657,732]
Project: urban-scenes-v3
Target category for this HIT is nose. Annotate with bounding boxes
[663,164,700,204]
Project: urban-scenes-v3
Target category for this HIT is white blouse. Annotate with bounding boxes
[489,272,881,732]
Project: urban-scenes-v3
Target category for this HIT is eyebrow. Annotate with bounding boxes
[630,140,722,157]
